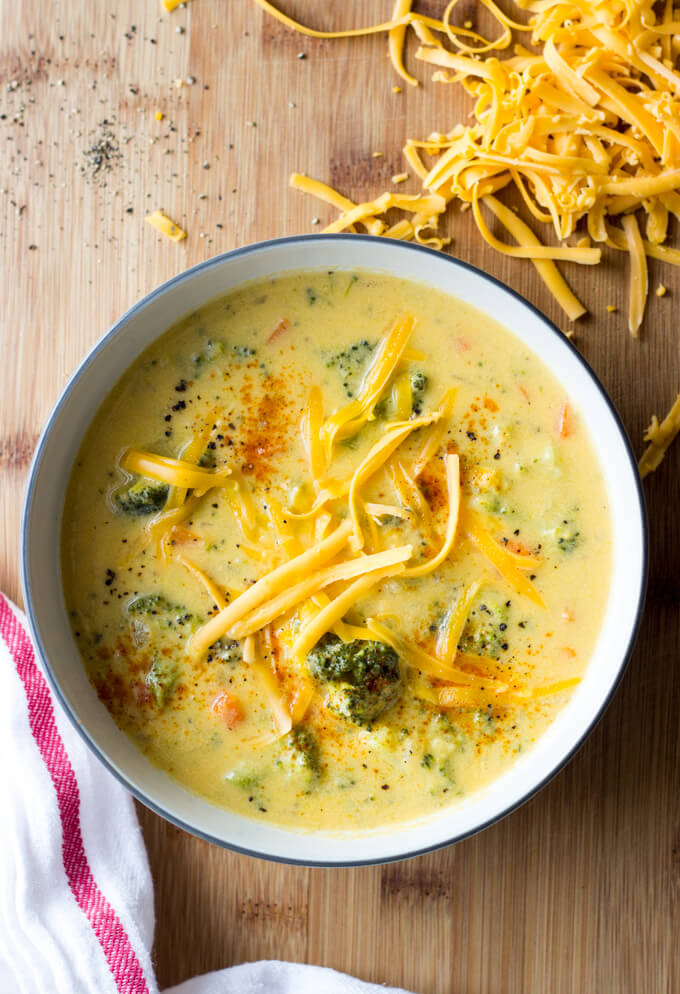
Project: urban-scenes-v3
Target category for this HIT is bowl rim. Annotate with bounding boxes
[20,233,648,867]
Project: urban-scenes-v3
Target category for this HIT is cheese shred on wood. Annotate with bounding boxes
[639,392,680,477]
[260,0,680,334]
[145,210,187,242]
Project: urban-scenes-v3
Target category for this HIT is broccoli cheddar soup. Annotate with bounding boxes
[62,270,611,833]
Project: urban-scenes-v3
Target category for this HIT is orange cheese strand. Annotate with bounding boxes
[639,393,680,478]
[120,449,231,492]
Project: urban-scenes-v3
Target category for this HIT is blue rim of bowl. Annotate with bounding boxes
[20,233,648,867]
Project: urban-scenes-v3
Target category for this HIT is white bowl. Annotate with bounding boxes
[21,235,647,865]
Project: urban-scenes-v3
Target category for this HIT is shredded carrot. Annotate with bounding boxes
[557,402,572,438]
[267,318,291,345]
[212,693,244,728]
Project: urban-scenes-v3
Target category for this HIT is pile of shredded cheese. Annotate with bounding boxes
[121,314,574,740]
[260,0,680,330]
[256,0,680,475]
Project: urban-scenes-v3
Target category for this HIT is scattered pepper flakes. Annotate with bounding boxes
[145,210,187,242]
[297,52,306,60]
[656,283,668,297]
[606,304,617,312]
[81,122,121,185]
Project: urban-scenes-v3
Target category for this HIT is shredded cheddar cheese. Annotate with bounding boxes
[300,386,327,488]
[250,645,293,738]
[347,412,441,548]
[435,578,483,666]
[176,554,230,611]
[366,618,482,684]
[320,313,415,456]
[190,521,353,658]
[262,0,680,333]
[120,449,231,492]
[145,210,187,242]
[228,546,413,640]
[401,453,460,577]
[621,213,648,338]
[411,387,457,477]
[292,565,406,660]
[463,508,545,607]
[639,392,680,477]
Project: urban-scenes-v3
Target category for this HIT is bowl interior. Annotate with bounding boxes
[21,235,646,865]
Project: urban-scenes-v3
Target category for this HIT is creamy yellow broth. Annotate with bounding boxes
[62,270,611,833]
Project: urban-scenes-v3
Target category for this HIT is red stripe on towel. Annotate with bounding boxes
[0,595,151,994]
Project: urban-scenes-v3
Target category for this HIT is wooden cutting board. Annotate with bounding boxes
[2,2,678,991]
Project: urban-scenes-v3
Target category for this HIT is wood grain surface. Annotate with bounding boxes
[2,2,679,991]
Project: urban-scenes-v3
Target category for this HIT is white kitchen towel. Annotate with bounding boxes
[0,594,413,994]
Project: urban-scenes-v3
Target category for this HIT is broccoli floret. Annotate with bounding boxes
[475,492,512,515]
[226,769,263,791]
[306,634,357,681]
[276,727,321,791]
[127,595,199,631]
[231,344,257,359]
[421,715,469,788]
[307,635,403,725]
[554,519,581,553]
[289,727,321,774]
[127,594,175,615]
[326,340,376,398]
[114,478,169,515]
[460,599,510,659]
[191,339,226,367]
[145,656,180,707]
[410,371,428,416]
